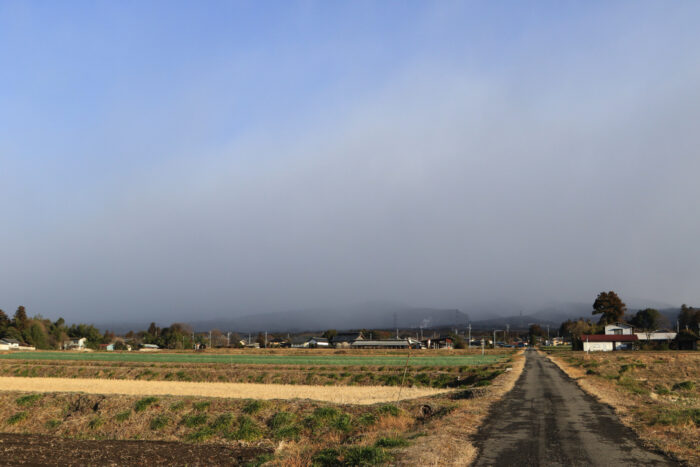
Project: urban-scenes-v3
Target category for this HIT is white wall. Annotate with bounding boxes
[583,341,614,352]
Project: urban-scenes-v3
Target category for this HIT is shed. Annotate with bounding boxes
[582,334,637,351]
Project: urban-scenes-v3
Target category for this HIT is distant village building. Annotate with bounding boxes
[352,338,422,349]
[421,336,454,349]
[139,343,160,352]
[304,337,330,348]
[581,334,637,351]
[63,337,87,350]
[0,338,21,350]
[331,332,364,348]
[635,329,677,341]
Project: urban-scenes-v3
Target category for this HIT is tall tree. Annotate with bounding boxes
[0,309,9,333]
[678,304,700,332]
[630,308,661,331]
[13,306,28,330]
[592,291,627,325]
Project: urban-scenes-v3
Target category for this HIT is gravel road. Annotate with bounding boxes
[473,350,677,466]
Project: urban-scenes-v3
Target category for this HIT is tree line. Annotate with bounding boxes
[557,291,700,341]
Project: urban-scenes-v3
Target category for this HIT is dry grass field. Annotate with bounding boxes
[0,376,448,404]
[546,350,699,466]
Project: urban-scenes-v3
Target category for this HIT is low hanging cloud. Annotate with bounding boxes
[2,6,700,322]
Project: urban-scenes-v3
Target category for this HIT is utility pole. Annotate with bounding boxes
[264,331,268,348]
[227,332,230,347]
[546,325,550,345]
[209,331,212,349]
[468,323,471,349]
[506,324,510,342]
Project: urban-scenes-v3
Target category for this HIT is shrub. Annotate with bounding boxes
[7,412,27,425]
[375,437,409,448]
[89,417,104,429]
[181,413,208,428]
[192,401,211,411]
[186,427,214,442]
[45,419,61,429]
[331,413,352,432]
[357,413,377,426]
[150,415,170,430]
[134,397,158,412]
[16,394,42,407]
[672,381,696,391]
[377,404,400,417]
[115,410,131,422]
[169,401,186,412]
[344,446,388,465]
[651,408,700,426]
[313,406,339,420]
[210,413,234,431]
[228,416,263,441]
[312,448,341,466]
[268,411,296,430]
[274,424,300,440]
[242,400,265,414]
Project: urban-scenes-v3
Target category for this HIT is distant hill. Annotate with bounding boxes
[94,299,684,334]
[188,306,469,333]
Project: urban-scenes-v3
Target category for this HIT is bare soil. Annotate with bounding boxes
[0,433,268,466]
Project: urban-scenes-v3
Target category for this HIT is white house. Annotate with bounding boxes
[139,344,160,352]
[582,334,638,351]
[63,337,87,350]
[0,338,20,350]
[304,337,330,348]
[604,323,634,335]
[635,329,677,341]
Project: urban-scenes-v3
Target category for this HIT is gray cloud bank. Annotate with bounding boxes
[3,36,700,323]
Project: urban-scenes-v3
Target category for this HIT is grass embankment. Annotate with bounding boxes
[546,351,699,465]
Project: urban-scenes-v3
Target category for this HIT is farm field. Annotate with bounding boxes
[546,350,699,465]
[0,358,509,389]
[0,349,522,465]
[0,350,504,366]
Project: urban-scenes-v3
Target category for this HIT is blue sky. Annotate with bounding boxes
[2,2,700,322]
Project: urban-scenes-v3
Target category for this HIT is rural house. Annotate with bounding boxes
[351,338,422,349]
[604,323,634,335]
[304,337,329,348]
[63,337,87,350]
[0,338,20,350]
[331,332,364,348]
[581,334,637,351]
[635,329,677,341]
[422,336,454,349]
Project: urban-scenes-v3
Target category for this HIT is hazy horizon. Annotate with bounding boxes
[2,2,700,323]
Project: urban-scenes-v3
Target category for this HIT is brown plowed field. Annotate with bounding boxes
[0,433,267,466]
[0,376,448,404]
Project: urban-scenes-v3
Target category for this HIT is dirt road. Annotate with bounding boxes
[473,350,676,466]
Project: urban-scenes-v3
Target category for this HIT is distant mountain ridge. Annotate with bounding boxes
[93,298,682,334]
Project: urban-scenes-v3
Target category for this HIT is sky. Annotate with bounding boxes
[1,1,700,323]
